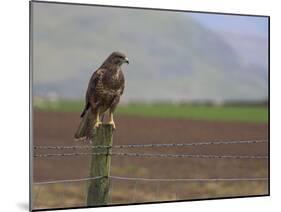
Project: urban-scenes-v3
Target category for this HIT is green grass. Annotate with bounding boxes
[34,100,268,123]
[34,100,84,113]
[117,103,268,123]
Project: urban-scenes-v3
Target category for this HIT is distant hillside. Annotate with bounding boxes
[33,3,268,102]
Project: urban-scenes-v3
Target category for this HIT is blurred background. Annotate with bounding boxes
[32,1,268,210]
[33,2,268,103]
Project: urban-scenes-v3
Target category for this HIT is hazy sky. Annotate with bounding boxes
[190,13,268,67]
[190,13,267,37]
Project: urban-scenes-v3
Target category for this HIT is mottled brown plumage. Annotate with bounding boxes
[74,51,129,141]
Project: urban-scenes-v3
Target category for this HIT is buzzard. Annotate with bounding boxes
[74,51,129,141]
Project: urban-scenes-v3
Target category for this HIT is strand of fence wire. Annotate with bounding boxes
[33,139,267,150]
[110,176,268,182]
[33,151,268,159]
[112,139,268,149]
[112,152,268,159]
[33,175,104,185]
[34,145,110,150]
[33,152,108,158]
[33,175,268,185]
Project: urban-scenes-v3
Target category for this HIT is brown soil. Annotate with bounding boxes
[32,111,268,209]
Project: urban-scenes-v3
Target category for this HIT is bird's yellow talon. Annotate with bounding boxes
[94,121,102,128]
[108,121,116,129]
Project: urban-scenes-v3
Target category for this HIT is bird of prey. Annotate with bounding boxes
[74,51,129,141]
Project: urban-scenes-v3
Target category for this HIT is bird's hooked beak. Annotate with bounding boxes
[124,57,129,64]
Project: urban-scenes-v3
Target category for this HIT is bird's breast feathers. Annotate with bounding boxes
[103,70,124,89]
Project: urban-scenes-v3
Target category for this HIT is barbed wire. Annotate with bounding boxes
[34,151,268,159]
[112,152,268,159]
[33,139,268,150]
[112,139,268,149]
[33,175,268,185]
[34,145,111,150]
[33,152,108,158]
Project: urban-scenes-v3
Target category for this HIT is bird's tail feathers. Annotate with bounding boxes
[74,109,94,142]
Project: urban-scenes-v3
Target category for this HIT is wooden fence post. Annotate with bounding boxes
[87,124,113,206]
